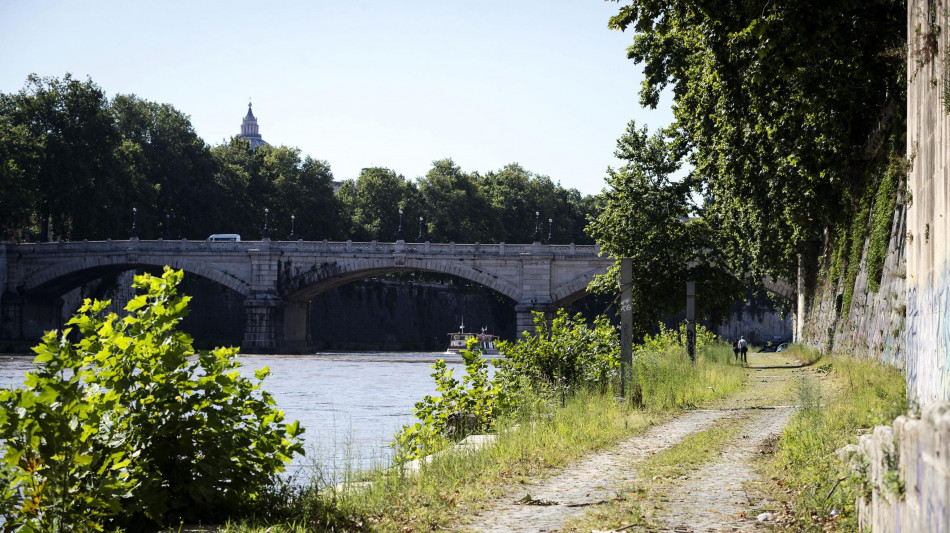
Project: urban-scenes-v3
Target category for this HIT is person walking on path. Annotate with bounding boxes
[732,339,740,362]
[737,336,748,365]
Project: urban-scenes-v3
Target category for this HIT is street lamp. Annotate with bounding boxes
[131,207,138,239]
[289,214,296,240]
[263,208,270,240]
[418,216,424,241]
[533,211,540,243]
[548,218,553,244]
[164,214,170,240]
[395,209,404,241]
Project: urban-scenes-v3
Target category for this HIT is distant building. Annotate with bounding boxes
[240,102,267,149]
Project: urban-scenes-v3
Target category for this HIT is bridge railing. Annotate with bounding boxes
[5,239,602,257]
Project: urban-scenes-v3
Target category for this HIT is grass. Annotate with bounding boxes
[761,347,906,531]
[219,342,747,532]
[628,343,745,410]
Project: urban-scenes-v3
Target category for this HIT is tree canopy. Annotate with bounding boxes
[0,75,596,245]
[605,0,905,281]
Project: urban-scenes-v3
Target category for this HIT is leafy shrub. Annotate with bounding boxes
[635,322,719,357]
[393,311,618,462]
[393,341,501,462]
[494,310,619,400]
[0,268,303,531]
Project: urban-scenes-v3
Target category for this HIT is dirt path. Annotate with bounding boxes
[457,352,808,533]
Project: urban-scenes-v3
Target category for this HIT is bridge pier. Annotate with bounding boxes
[282,300,310,352]
[241,295,310,354]
[515,301,556,339]
[242,294,282,353]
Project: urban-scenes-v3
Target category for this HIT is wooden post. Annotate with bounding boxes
[620,258,633,396]
[686,280,696,363]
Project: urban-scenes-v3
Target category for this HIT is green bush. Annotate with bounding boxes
[0,268,304,531]
[495,310,619,400]
[393,311,618,462]
[393,342,502,462]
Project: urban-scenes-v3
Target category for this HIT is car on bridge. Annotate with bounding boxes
[208,234,241,242]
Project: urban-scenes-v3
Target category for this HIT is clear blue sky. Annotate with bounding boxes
[0,0,674,195]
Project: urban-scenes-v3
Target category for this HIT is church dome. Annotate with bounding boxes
[240,102,268,149]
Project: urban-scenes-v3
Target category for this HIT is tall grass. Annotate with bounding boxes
[629,343,745,410]
[768,350,905,531]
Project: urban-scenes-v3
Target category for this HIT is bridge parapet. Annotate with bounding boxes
[5,239,600,257]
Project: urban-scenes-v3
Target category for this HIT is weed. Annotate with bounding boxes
[766,351,905,530]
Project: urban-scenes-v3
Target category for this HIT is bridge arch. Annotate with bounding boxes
[21,255,251,298]
[280,257,522,303]
[551,266,611,306]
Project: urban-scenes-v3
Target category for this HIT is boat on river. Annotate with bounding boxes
[447,322,498,354]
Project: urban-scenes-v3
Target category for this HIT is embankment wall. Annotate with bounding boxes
[798,200,907,368]
[844,2,950,531]
[905,0,950,404]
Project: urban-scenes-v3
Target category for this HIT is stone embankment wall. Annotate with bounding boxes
[905,0,950,405]
[309,279,515,351]
[798,198,907,368]
[716,293,793,344]
[849,2,950,531]
[853,401,950,533]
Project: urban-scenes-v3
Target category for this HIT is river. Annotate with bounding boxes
[0,352,470,483]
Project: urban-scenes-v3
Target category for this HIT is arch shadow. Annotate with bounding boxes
[21,255,250,298]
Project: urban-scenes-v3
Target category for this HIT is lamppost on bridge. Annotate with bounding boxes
[164,214,170,240]
[395,208,404,241]
[548,218,553,244]
[263,208,270,240]
[533,211,540,243]
[289,214,296,240]
[131,207,138,240]
[418,216,424,242]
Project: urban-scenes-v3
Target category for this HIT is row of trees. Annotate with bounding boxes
[0,74,596,244]
[586,0,906,335]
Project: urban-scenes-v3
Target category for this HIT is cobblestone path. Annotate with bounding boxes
[457,353,805,533]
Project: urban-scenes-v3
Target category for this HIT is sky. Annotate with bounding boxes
[0,0,674,196]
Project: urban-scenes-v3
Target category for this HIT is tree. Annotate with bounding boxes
[0,115,40,241]
[0,74,149,240]
[608,0,905,281]
[417,159,493,243]
[111,94,218,239]
[587,122,742,338]
[336,167,418,241]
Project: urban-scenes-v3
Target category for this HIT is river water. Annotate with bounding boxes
[0,352,468,483]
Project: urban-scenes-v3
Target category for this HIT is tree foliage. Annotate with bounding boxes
[0,75,597,245]
[587,122,744,337]
[0,268,303,531]
[607,0,906,281]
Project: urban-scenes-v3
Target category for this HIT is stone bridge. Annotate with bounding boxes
[0,239,613,352]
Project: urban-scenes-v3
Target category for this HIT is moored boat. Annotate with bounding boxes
[446,322,498,354]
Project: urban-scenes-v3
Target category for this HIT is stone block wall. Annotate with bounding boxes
[852,401,950,533]
[906,0,950,404]
[848,2,950,530]
[715,292,793,345]
[799,198,907,368]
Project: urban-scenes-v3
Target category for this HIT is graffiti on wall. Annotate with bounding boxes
[906,261,950,403]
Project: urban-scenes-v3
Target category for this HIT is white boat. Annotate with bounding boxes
[447,321,498,354]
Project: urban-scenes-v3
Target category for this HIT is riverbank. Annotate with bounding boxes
[217,344,898,532]
[212,342,747,532]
